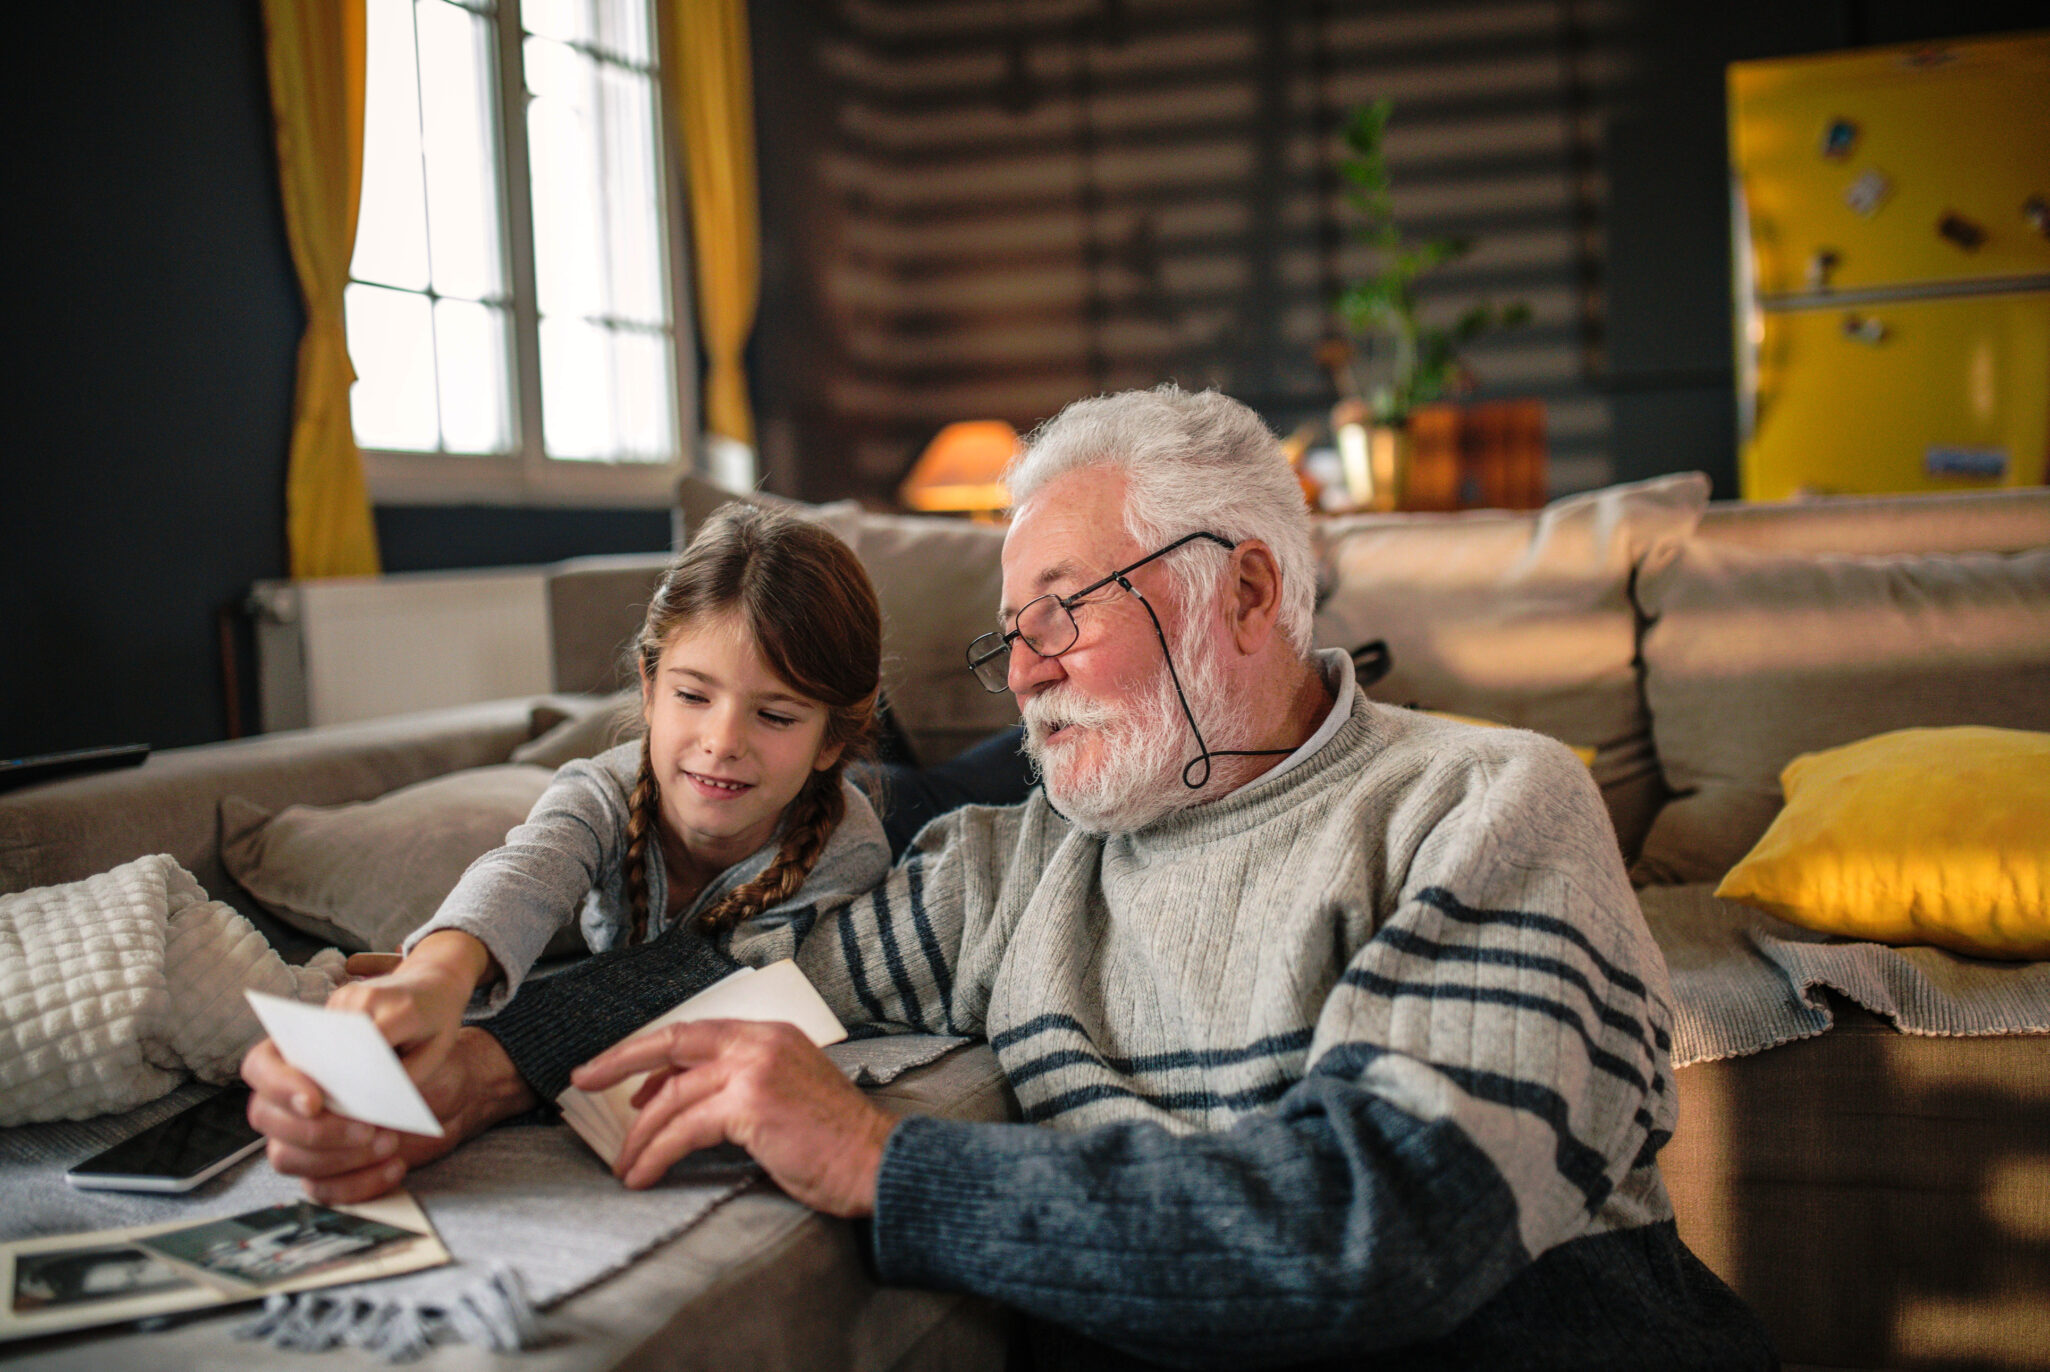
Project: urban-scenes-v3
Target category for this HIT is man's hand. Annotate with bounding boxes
[242,1026,536,1205]
[571,1020,896,1216]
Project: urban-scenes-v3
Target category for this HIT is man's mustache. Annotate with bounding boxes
[1021,685,1126,742]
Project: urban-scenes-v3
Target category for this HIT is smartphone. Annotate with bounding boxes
[65,1087,264,1193]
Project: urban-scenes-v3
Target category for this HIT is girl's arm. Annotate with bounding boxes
[404,756,629,1009]
[327,928,499,1082]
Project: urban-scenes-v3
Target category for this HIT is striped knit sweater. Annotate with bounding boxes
[487,693,1774,1369]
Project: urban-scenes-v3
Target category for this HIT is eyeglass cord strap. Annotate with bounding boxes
[1116,575,1295,789]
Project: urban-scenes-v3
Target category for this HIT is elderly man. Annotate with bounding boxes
[247,386,1772,1367]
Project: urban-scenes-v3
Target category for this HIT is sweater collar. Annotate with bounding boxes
[1246,646,1356,787]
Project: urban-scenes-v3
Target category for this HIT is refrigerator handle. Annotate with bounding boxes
[1731,170,1761,446]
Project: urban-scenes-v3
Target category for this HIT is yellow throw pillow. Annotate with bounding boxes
[1420,710,1598,767]
[1716,727,2050,961]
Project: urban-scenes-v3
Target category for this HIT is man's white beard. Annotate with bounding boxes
[1020,604,1253,833]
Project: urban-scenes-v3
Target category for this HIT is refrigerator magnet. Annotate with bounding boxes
[2023,196,2048,241]
[1937,212,1987,251]
[1820,118,1858,160]
[1841,314,1887,345]
[1806,250,1841,291]
[1926,447,2008,480]
[1844,169,1892,218]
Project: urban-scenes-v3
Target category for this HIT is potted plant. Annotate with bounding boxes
[1324,98,1530,508]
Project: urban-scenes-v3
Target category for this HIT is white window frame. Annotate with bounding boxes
[356,0,697,509]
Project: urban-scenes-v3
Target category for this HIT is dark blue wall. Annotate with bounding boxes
[1,1,671,761]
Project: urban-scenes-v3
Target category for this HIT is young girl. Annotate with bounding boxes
[330,504,892,1077]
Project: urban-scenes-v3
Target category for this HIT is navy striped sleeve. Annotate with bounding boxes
[479,922,740,1102]
[872,1071,1531,1365]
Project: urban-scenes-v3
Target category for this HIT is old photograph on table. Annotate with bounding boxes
[134,1201,421,1289]
[11,1242,194,1313]
[0,1191,448,1343]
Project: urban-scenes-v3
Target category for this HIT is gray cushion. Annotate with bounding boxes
[1696,485,2050,556]
[511,692,642,768]
[817,508,1015,765]
[219,764,561,954]
[1311,472,1711,860]
[544,555,672,696]
[1632,541,2050,886]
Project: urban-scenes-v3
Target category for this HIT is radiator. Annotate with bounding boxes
[250,569,553,731]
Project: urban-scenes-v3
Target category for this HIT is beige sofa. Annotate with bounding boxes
[3,475,2047,1370]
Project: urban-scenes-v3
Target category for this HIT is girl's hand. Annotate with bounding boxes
[326,931,495,1086]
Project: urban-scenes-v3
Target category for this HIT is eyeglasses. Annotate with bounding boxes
[965,527,1297,793]
[964,531,1236,694]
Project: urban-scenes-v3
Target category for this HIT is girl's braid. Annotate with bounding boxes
[622,733,662,945]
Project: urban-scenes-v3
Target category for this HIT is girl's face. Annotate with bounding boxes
[640,611,844,868]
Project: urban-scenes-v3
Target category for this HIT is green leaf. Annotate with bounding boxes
[1450,304,1492,344]
[1415,236,1469,270]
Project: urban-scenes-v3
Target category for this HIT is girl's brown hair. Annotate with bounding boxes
[622,504,881,942]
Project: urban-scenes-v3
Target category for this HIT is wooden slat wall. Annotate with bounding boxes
[754,0,1625,502]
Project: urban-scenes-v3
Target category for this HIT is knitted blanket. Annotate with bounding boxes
[1638,884,2050,1066]
[0,855,345,1124]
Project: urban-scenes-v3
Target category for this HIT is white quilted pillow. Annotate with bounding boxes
[0,854,344,1125]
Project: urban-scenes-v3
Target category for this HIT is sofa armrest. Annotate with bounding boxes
[545,554,674,696]
[0,698,556,956]
[1666,1000,2050,1369]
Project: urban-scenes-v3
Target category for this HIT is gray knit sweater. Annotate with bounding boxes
[404,742,892,1010]
[485,695,1773,1368]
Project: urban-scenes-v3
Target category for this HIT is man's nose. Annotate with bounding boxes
[1006,635,1063,700]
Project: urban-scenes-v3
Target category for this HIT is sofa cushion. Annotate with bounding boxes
[1715,727,2050,961]
[1696,484,2050,556]
[1634,542,2050,886]
[512,692,641,768]
[220,764,561,955]
[1310,472,1710,860]
[544,554,673,696]
[816,508,1015,765]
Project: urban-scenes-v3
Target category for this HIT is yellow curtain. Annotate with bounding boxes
[262,0,381,578]
[664,0,761,448]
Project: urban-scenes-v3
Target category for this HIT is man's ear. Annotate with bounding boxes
[1227,539,1283,654]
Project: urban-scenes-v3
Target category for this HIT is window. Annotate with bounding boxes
[347,0,691,505]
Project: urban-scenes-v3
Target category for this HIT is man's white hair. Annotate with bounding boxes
[1005,384,1316,653]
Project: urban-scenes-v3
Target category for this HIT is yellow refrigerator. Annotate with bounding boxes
[1729,31,2050,501]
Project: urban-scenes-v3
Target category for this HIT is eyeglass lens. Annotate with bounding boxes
[968,594,1082,692]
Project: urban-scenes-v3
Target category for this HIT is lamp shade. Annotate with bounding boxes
[898,420,1019,516]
